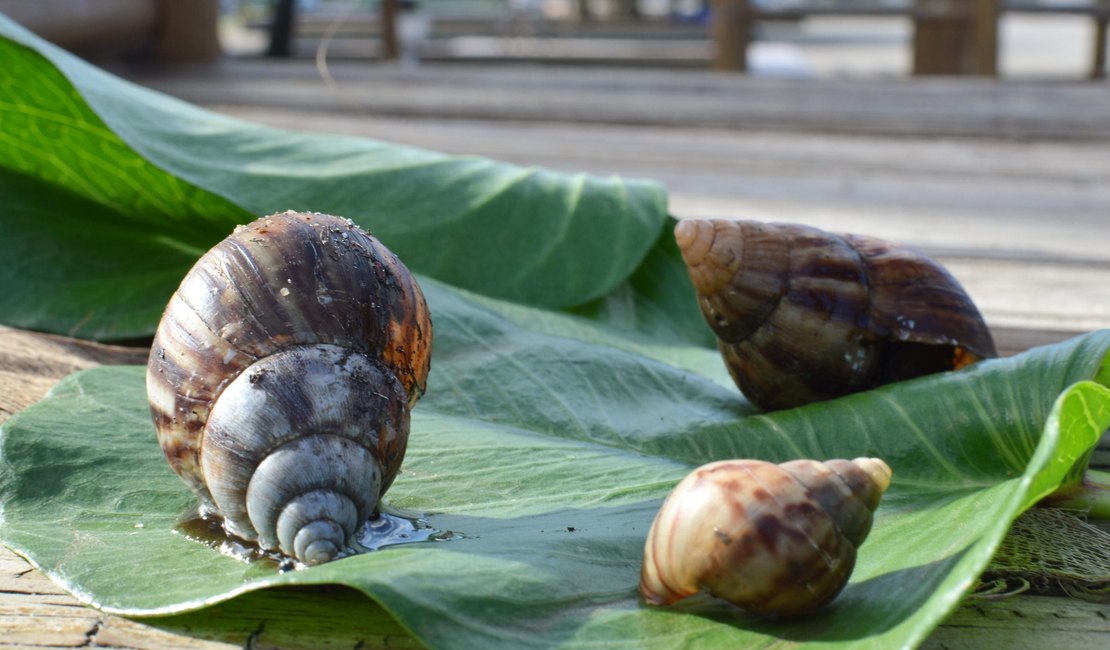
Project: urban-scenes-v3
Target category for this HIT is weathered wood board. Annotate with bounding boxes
[120,60,1110,140]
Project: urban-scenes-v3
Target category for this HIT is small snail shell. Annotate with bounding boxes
[675,219,996,411]
[640,458,892,617]
[146,211,431,566]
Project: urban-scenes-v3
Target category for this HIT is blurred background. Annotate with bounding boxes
[2,0,1108,350]
[1,0,1106,78]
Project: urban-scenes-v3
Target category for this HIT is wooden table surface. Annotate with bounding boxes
[2,60,1109,648]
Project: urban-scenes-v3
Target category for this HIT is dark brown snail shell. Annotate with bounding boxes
[640,457,892,617]
[146,211,431,565]
[675,219,996,411]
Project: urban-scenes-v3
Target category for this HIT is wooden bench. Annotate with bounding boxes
[712,0,1110,78]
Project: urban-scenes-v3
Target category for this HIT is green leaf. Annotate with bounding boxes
[3,7,1108,649]
[570,218,716,347]
[0,14,668,340]
[0,167,207,339]
[3,278,1109,649]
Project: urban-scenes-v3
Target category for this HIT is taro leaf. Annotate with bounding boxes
[0,14,668,340]
[2,278,1109,649]
[569,220,716,348]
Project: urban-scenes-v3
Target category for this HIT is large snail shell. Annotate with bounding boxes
[675,219,996,411]
[146,211,431,565]
[640,457,892,617]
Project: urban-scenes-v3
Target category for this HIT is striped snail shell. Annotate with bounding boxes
[147,211,431,566]
[675,219,996,411]
[640,457,892,617]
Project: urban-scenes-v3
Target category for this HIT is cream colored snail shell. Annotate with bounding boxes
[640,457,892,617]
[675,219,996,412]
[146,211,431,566]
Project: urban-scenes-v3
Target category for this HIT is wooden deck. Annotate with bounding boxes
[3,60,1109,647]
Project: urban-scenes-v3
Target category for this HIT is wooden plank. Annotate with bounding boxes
[939,255,1110,333]
[973,0,1000,75]
[115,61,1110,140]
[143,584,423,650]
[94,617,237,650]
[921,594,1110,649]
[912,0,972,76]
[0,328,147,423]
[711,0,751,72]
[0,545,418,650]
[0,547,236,650]
[150,0,221,63]
[0,612,101,648]
[1095,16,1109,78]
[0,572,71,597]
[1005,2,1110,17]
[381,0,400,60]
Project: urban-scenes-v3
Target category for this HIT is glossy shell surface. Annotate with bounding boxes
[146,211,431,564]
[640,457,892,617]
[675,219,996,411]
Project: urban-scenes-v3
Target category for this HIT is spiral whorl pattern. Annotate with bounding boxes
[200,345,407,563]
[640,458,892,617]
[147,212,430,565]
[245,434,381,565]
[675,219,996,411]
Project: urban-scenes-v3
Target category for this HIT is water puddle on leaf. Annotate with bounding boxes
[174,504,463,573]
[355,507,465,550]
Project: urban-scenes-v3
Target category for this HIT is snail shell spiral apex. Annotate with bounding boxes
[675,219,996,411]
[147,211,431,566]
[640,457,892,617]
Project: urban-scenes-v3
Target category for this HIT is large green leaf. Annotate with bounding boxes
[2,278,1108,649]
[3,8,1108,650]
[0,14,668,340]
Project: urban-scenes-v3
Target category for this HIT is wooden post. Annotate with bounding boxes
[1094,15,1108,79]
[712,0,751,72]
[913,0,971,75]
[971,0,999,76]
[267,0,296,58]
[577,0,591,22]
[381,0,400,60]
[913,23,964,74]
[151,0,221,62]
[615,0,639,19]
